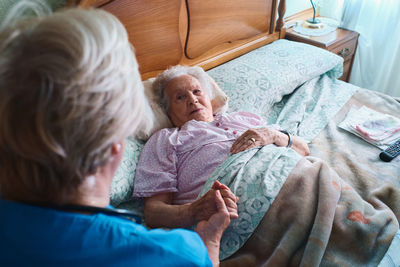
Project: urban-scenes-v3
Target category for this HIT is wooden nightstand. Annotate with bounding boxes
[284,9,359,82]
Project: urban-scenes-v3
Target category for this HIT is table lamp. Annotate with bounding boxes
[305,0,322,28]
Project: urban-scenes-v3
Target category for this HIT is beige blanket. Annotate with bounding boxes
[222,89,400,266]
[309,89,400,219]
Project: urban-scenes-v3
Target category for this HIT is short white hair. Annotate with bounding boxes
[0,2,153,202]
[152,65,214,113]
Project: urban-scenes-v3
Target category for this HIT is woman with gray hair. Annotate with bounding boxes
[134,65,310,230]
[0,3,231,266]
[152,65,216,115]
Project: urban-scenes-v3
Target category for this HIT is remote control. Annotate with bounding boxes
[379,139,400,162]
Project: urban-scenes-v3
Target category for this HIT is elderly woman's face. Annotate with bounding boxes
[165,75,214,127]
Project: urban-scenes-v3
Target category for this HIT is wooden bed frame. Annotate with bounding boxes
[71,0,286,79]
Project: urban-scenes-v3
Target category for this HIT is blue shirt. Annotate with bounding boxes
[0,198,212,267]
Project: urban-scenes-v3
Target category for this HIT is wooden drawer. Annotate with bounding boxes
[330,37,358,62]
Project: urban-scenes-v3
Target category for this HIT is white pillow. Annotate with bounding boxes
[135,74,228,140]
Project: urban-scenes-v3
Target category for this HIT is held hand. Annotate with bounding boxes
[195,190,231,266]
[195,189,231,240]
[190,181,238,224]
[212,181,239,220]
[231,127,277,154]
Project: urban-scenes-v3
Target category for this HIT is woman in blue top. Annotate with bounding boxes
[0,2,236,266]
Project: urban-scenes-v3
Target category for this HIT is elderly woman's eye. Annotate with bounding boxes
[193,89,201,94]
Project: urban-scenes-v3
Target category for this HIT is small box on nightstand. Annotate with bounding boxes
[284,10,359,82]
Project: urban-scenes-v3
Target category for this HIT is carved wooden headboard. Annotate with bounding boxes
[73,0,286,79]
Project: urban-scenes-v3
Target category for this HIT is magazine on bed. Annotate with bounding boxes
[338,105,400,149]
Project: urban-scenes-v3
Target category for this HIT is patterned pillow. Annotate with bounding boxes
[110,138,144,206]
[207,39,343,118]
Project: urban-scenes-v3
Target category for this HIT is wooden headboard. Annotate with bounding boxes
[72,0,286,79]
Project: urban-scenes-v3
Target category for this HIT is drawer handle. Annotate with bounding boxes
[338,47,351,57]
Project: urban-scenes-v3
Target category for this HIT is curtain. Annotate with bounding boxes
[0,0,65,24]
[340,0,400,97]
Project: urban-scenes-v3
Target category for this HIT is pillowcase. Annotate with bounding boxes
[206,39,343,118]
[135,74,229,140]
[110,137,144,206]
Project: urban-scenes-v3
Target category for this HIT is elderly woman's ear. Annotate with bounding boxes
[91,141,124,176]
[109,141,124,163]
[99,141,125,178]
[111,142,123,155]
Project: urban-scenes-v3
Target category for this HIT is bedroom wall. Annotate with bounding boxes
[285,0,311,17]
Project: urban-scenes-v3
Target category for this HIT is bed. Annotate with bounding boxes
[74,0,400,265]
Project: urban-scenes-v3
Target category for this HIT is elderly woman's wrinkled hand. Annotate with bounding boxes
[230,127,277,154]
[189,181,238,224]
[230,127,311,156]
[212,181,239,219]
[195,189,231,266]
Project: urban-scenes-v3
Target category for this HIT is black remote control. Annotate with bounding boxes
[379,139,400,162]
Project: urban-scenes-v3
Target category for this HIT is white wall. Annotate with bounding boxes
[284,0,311,17]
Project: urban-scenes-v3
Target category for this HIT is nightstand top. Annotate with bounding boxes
[285,27,359,49]
[284,8,359,49]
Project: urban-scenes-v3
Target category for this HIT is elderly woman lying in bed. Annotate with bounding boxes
[133,65,310,228]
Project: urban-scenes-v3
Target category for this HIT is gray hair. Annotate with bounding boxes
[0,3,152,203]
[152,65,214,114]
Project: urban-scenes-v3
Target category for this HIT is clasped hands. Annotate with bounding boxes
[193,181,238,266]
[190,180,239,225]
